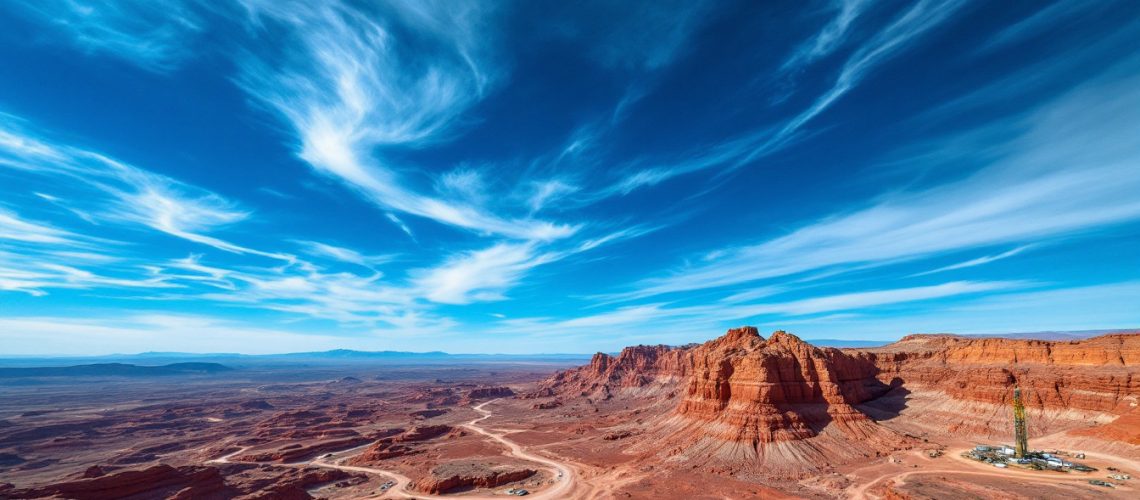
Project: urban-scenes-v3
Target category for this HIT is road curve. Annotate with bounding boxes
[460,399,578,499]
[211,398,579,499]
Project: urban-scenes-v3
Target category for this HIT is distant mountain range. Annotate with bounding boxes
[0,350,594,368]
[0,362,233,378]
[2,329,1134,368]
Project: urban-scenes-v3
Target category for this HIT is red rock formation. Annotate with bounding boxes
[541,344,688,398]
[465,386,515,399]
[603,431,633,440]
[542,327,1140,471]
[856,333,1140,413]
[398,425,452,442]
[235,436,372,463]
[227,467,355,500]
[80,465,106,478]
[347,426,452,465]
[411,409,449,419]
[674,328,887,444]
[532,400,563,410]
[349,441,420,462]
[543,327,905,472]
[3,464,231,500]
[1070,407,1140,445]
[419,463,536,494]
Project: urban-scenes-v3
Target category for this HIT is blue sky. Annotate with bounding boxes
[1,0,1139,355]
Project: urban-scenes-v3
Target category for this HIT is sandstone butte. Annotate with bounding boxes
[537,327,1140,473]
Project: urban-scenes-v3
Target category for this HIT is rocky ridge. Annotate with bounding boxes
[538,327,1140,471]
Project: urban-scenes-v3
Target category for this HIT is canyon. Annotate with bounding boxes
[1,328,1137,498]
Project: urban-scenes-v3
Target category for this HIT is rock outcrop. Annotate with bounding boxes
[465,386,515,400]
[234,436,372,463]
[419,462,536,494]
[540,327,1140,473]
[1,464,231,500]
[538,344,688,399]
[347,426,452,465]
[856,333,1140,413]
[673,328,890,445]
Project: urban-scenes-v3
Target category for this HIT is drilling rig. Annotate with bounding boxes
[1013,387,1029,458]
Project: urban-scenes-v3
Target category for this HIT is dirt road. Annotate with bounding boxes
[211,398,580,499]
[848,447,1136,499]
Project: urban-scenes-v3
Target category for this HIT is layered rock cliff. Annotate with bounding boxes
[538,327,1140,471]
[539,343,689,399]
[845,332,1140,440]
[540,327,908,471]
[855,333,1140,413]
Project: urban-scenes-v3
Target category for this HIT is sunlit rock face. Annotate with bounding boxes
[538,327,1140,472]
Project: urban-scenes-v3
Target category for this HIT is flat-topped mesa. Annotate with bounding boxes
[862,333,1140,414]
[880,333,1140,365]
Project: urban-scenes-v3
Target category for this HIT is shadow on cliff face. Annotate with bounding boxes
[796,404,834,436]
[856,377,911,421]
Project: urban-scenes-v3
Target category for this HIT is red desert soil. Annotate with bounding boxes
[2,328,1137,498]
[529,327,1140,497]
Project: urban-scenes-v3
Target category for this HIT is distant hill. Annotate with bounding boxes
[805,339,892,348]
[0,362,234,378]
[276,349,450,359]
[922,329,1139,342]
[984,329,1139,341]
[808,329,1139,348]
[0,350,593,368]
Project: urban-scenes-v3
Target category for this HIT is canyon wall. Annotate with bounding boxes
[539,327,1140,470]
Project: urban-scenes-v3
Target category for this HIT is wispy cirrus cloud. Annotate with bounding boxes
[609,67,1140,301]
[410,242,555,305]
[565,0,717,71]
[235,0,577,241]
[0,208,82,244]
[492,280,1023,341]
[782,0,871,71]
[0,114,610,325]
[910,245,1033,277]
[0,246,176,297]
[607,0,970,196]
[740,0,971,164]
[0,117,286,260]
[4,0,204,71]
[974,1,1107,56]
[790,281,1140,340]
[295,240,395,269]
[0,314,356,355]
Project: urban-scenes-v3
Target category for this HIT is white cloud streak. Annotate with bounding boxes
[607,0,970,196]
[0,208,81,244]
[295,240,395,268]
[4,0,204,71]
[0,314,352,355]
[410,242,556,305]
[614,67,1140,300]
[910,245,1033,277]
[0,116,290,260]
[235,0,577,241]
[782,0,871,71]
[492,280,1023,340]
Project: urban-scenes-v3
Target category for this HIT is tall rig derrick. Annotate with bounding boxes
[1013,387,1029,458]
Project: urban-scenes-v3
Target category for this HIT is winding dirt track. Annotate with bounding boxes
[210,398,580,499]
[848,446,1136,499]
